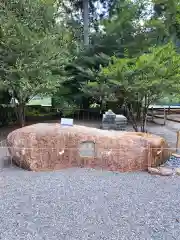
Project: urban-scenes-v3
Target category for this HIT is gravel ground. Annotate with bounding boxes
[0,167,179,240]
[165,155,180,168]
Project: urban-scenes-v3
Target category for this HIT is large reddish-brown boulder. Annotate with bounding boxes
[7,123,170,172]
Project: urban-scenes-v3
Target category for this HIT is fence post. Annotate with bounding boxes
[151,107,154,122]
[176,131,180,153]
[163,108,167,125]
[168,105,171,115]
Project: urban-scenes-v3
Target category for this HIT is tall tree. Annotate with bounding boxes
[63,0,152,110]
[101,43,180,131]
[61,0,119,47]
[0,0,71,126]
[83,0,89,46]
[151,0,180,43]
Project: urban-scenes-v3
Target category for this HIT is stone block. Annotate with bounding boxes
[102,111,127,131]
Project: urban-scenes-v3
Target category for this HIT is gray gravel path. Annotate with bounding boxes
[0,167,180,240]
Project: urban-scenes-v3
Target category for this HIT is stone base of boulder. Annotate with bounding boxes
[7,124,170,172]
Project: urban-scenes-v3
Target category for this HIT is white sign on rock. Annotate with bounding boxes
[61,118,74,126]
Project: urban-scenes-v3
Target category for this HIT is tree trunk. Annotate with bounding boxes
[17,103,26,127]
[141,108,147,132]
[124,102,138,132]
[140,95,148,132]
[83,0,89,46]
[136,101,142,121]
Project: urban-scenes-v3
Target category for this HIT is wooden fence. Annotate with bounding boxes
[147,107,180,125]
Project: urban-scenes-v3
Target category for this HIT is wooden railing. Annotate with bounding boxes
[147,106,180,125]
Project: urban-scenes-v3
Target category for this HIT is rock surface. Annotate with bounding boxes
[175,168,180,176]
[148,167,173,176]
[123,132,170,166]
[7,123,170,172]
[148,167,161,175]
[159,167,173,176]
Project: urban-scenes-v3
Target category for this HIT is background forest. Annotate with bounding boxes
[0,0,180,130]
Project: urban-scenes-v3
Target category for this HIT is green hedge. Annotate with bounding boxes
[0,106,17,127]
[25,106,55,117]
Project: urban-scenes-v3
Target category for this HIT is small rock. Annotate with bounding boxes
[175,168,180,176]
[159,167,173,176]
[172,153,180,157]
[148,167,173,176]
[148,167,160,175]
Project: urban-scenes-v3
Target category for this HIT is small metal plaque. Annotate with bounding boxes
[79,141,95,157]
